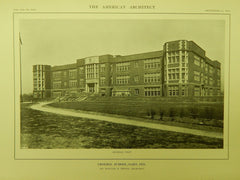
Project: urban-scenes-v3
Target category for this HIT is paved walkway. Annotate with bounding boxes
[31,102,223,139]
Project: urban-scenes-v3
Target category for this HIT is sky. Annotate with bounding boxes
[19,18,226,94]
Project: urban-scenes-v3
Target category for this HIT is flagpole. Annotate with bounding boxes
[19,32,23,102]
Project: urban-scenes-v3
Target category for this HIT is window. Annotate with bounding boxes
[144,87,160,96]
[201,59,204,68]
[134,62,139,68]
[209,77,213,86]
[144,58,161,69]
[111,76,113,84]
[209,88,213,96]
[63,71,67,77]
[144,73,160,83]
[205,64,208,72]
[168,86,179,96]
[194,55,200,66]
[116,62,130,72]
[182,87,185,96]
[209,66,213,74]
[86,64,98,79]
[79,67,84,74]
[176,56,179,63]
[205,88,208,96]
[79,79,84,87]
[182,73,185,80]
[69,80,77,88]
[69,69,77,78]
[100,77,105,86]
[194,71,200,81]
[168,57,171,64]
[168,68,180,80]
[194,86,200,96]
[135,89,139,95]
[134,76,139,83]
[116,75,129,84]
[201,73,204,83]
[204,76,208,84]
[217,69,220,76]
[52,71,61,79]
[53,81,61,89]
[182,56,185,62]
[100,64,105,73]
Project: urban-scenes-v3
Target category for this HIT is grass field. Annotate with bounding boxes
[49,96,224,131]
[21,103,223,149]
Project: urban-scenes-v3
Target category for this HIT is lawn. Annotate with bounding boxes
[21,103,223,149]
[48,96,224,132]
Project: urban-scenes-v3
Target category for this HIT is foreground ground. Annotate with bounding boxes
[21,103,223,149]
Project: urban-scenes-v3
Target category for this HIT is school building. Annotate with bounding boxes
[32,40,221,99]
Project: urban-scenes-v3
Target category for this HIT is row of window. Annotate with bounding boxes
[168,56,187,64]
[52,75,218,87]
[168,68,187,73]
[116,62,130,72]
[194,86,219,96]
[86,64,98,72]
[52,70,76,78]
[100,77,105,85]
[53,80,78,89]
[167,51,188,57]
[144,62,160,69]
[168,73,187,80]
[168,85,182,96]
[144,58,161,69]
[194,55,218,75]
[86,64,98,79]
[86,72,98,79]
[193,71,214,85]
[53,71,63,78]
[144,73,161,83]
[51,59,219,80]
[144,87,161,96]
[194,71,200,81]
[33,72,44,76]
[33,86,45,90]
[116,75,130,84]
[69,69,77,77]
[194,87,214,96]
[100,64,105,73]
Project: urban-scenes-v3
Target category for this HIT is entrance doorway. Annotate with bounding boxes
[88,83,95,93]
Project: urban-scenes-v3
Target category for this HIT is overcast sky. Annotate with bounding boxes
[19,19,226,94]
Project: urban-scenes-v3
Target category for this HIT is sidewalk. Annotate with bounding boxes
[31,102,223,139]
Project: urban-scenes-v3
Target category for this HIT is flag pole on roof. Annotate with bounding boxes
[19,32,23,102]
[19,32,23,45]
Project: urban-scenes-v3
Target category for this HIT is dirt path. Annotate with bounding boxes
[31,102,223,139]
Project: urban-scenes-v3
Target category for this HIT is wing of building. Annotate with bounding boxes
[32,40,221,99]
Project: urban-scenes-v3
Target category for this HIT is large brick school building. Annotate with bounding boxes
[32,40,221,99]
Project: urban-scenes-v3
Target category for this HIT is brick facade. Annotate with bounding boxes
[33,40,221,98]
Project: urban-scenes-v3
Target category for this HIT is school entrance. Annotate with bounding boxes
[86,83,99,93]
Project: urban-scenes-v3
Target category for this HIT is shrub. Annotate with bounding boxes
[150,109,156,119]
[179,107,185,118]
[189,106,199,119]
[159,109,164,121]
[168,107,176,121]
[204,107,213,120]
